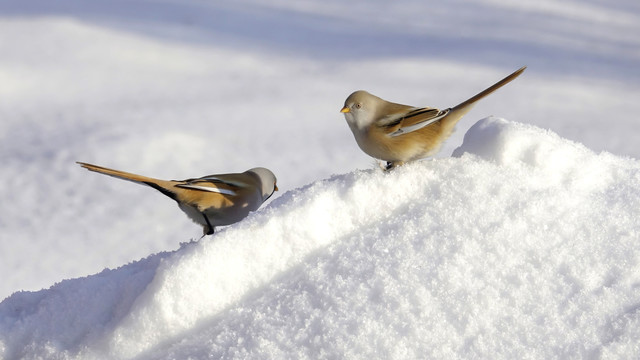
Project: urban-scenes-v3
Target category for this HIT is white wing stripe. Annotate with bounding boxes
[178,184,237,196]
[198,176,249,187]
[388,109,450,137]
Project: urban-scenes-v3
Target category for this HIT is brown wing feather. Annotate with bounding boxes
[173,185,233,212]
[378,107,443,135]
[174,173,260,212]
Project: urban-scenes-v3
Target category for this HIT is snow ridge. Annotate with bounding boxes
[1,118,640,359]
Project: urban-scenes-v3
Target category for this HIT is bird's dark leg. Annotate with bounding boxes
[382,161,403,171]
[202,214,215,235]
[384,161,395,171]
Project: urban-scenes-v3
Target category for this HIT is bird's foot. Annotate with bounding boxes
[203,226,214,236]
[380,161,404,171]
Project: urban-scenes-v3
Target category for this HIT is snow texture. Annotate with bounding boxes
[2,118,640,359]
[2,0,640,300]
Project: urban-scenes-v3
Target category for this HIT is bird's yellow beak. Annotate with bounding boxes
[274,183,279,191]
[340,106,350,113]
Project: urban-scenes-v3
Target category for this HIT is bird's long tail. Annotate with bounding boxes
[453,66,526,112]
[77,162,179,200]
[77,162,161,184]
[77,161,177,201]
[440,66,526,135]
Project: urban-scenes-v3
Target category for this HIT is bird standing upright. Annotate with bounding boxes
[77,162,277,235]
[341,66,526,170]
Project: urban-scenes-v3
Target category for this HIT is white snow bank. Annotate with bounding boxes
[1,118,640,359]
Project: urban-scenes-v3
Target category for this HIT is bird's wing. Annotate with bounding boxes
[175,176,244,196]
[379,107,450,137]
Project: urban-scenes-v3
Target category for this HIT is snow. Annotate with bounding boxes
[1,0,640,358]
[2,118,640,359]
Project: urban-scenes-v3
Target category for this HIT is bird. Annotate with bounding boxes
[77,162,278,235]
[341,66,526,170]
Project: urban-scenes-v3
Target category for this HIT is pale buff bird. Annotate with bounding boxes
[341,66,526,170]
[77,162,277,235]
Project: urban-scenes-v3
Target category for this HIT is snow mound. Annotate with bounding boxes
[1,118,640,359]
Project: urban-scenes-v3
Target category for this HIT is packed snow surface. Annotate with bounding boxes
[2,118,639,359]
[2,0,640,301]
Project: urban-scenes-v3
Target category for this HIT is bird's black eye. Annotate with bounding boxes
[355,103,362,109]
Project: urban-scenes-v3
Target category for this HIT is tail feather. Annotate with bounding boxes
[440,66,526,133]
[453,66,526,113]
[76,162,177,202]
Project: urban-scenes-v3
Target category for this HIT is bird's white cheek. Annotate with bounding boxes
[344,112,370,131]
[343,112,355,124]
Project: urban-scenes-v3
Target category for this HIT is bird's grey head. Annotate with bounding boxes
[248,167,278,201]
[340,90,383,130]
